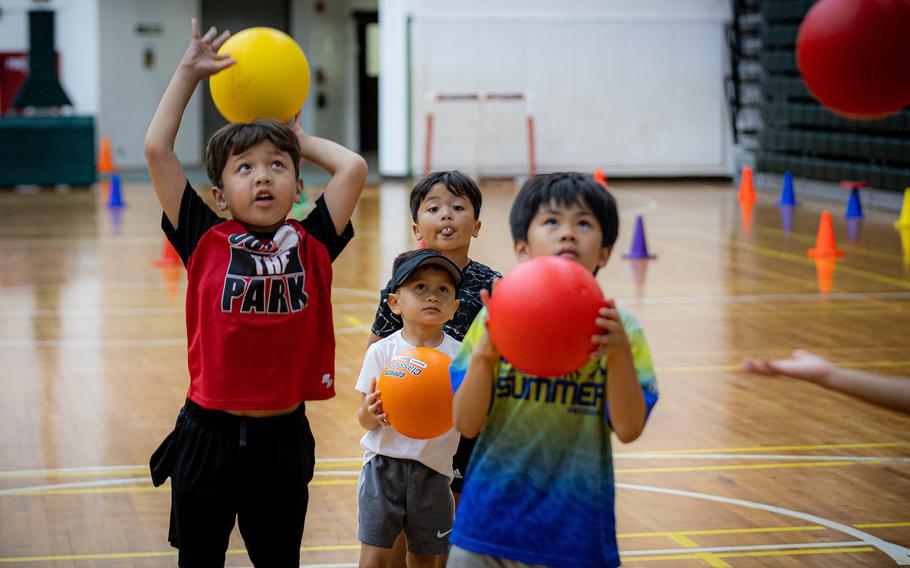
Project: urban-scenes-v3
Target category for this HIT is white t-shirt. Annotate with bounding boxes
[355,329,462,479]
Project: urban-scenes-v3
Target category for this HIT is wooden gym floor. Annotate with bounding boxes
[1,178,909,567]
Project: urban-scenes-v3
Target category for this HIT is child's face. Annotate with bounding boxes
[211,139,302,231]
[413,184,480,254]
[515,199,611,273]
[388,267,460,328]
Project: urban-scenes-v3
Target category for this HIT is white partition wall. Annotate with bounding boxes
[380,0,732,177]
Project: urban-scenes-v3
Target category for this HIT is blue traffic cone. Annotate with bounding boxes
[108,174,124,208]
[623,215,657,259]
[780,204,794,233]
[778,172,797,207]
[847,217,862,241]
[845,187,863,219]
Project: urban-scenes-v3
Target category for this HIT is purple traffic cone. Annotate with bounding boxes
[623,215,657,259]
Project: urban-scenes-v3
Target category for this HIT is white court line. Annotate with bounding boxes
[618,482,910,565]
[0,325,370,347]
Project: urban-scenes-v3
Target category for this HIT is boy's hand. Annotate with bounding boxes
[180,18,236,83]
[740,350,832,385]
[591,299,630,360]
[476,287,500,361]
[363,377,389,427]
[287,113,308,170]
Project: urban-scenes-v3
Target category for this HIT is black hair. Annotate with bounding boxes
[204,119,301,188]
[409,171,482,221]
[509,172,619,247]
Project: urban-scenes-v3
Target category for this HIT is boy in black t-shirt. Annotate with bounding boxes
[368,171,500,505]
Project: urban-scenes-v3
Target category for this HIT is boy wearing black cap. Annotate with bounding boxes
[355,248,463,568]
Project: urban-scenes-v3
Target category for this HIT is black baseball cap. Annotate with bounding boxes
[387,249,462,292]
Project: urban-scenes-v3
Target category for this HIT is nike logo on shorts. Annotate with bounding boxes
[437,529,453,538]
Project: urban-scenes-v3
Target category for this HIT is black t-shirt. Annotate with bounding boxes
[162,180,351,265]
[370,259,501,342]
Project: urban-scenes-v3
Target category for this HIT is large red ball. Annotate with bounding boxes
[487,256,605,377]
[796,0,910,120]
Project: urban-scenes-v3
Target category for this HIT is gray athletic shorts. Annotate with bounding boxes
[358,455,454,556]
[447,546,551,568]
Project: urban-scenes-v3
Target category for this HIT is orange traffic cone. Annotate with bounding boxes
[593,169,608,190]
[807,210,844,259]
[160,264,182,305]
[814,258,837,294]
[739,198,755,234]
[154,238,181,266]
[98,136,116,174]
[738,166,756,203]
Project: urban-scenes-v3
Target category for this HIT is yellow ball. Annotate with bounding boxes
[210,27,311,123]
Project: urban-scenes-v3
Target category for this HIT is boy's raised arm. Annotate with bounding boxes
[145,19,235,228]
[291,121,368,236]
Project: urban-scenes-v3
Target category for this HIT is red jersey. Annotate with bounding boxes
[163,183,353,410]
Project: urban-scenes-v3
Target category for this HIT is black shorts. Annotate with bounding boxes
[149,399,315,568]
[451,436,476,494]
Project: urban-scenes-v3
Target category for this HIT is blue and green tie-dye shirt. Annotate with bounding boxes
[449,306,658,568]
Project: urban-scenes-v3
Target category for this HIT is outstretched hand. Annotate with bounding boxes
[740,349,833,384]
[180,18,236,82]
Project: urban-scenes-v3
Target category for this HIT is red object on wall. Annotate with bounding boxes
[0,51,61,113]
[0,52,29,113]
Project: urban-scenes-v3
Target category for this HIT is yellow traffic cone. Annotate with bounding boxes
[895,188,910,229]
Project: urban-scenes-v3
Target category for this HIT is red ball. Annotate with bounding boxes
[487,256,605,377]
[797,0,910,120]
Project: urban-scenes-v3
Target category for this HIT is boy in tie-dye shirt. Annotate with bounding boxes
[448,173,659,568]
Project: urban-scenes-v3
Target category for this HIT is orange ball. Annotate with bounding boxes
[378,347,453,439]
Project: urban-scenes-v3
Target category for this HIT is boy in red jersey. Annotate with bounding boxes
[145,20,366,567]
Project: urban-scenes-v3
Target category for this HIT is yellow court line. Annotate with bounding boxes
[656,361,910,373]
[6,461,886,496]
[623,547,875,562]
[616,460,869,474]
[0,544,360,563]
[754,225,906,264]
[619,525,825,538]
[637,442,902,455]
[12,478,358,496]
[618,521,910,539]
[855,522,910,529]
[345,315,364,327]
[730,239,910,290]
[673,220,910,290]
[0,460,364,480]
[667,535,732,568]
